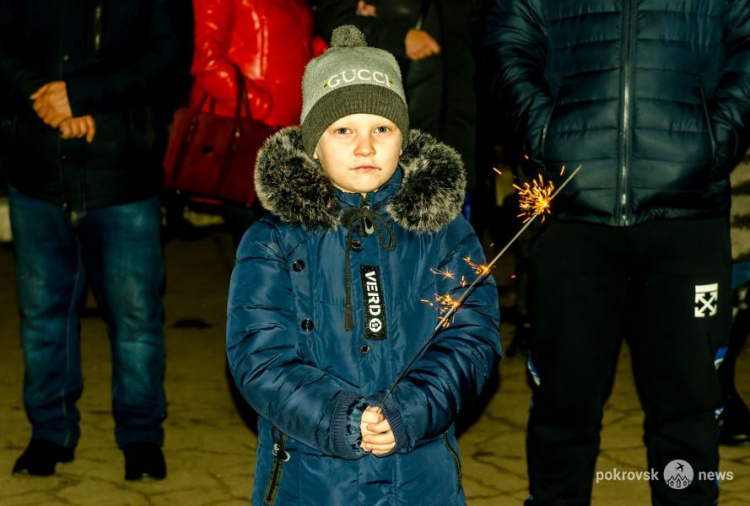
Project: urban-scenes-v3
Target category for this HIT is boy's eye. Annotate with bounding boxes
[334,127,351,135]
[375,126,390,133]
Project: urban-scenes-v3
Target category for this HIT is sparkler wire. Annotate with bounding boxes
[381,166,582,404]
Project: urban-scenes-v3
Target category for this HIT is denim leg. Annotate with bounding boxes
[8,187,85,448]
[78,197,166,447]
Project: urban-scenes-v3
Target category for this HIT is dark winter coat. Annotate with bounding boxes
[485,0,750,226]
[0,0,181,211]
[312,0,484,188]
[226,128,501,505]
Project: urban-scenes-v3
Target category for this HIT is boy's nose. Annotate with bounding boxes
[354,137,376,156]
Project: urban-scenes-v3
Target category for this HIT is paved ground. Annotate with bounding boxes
[1,230,749,505]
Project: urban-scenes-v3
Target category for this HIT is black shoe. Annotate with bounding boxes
[12,439,75,476]
[719,409,750,446]
[123,442,166,481]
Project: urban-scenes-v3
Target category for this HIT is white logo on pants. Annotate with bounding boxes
[694,283,718,318]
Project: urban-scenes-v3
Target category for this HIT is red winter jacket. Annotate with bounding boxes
[189,0,327,127]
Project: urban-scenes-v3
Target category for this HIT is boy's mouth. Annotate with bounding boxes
[353,165,378,171]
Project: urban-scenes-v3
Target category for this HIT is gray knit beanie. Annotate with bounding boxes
[300,25,409,157]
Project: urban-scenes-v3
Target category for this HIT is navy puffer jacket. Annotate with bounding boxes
[485,0,750,226]
[227,128,501,505]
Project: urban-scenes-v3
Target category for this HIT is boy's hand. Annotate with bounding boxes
[361,406,396,455]
[360,406,383,452]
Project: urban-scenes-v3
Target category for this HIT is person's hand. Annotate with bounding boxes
[31,81,73,128]
[356,1,377,17]
[60,115,96,143]
[360,405,383,452]
[405,29,440,61]
[361,406,396,456]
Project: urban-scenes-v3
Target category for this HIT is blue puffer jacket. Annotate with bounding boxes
[227,128,501,505]
[485,0,750,226]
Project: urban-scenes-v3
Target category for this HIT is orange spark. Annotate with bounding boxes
[422,293,462,327]
[514,173,555,223]
[429,267,455,280]
[463,256,492,275]
[493,167,503,175]
[560,165,566,176]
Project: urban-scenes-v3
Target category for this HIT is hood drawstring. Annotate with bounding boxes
[341,196,396,331]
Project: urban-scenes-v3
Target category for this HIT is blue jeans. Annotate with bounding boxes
[9,187,166,448]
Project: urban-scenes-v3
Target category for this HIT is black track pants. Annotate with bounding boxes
[526,217,731,506]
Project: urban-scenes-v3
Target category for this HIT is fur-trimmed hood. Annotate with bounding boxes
[255,128,466,233]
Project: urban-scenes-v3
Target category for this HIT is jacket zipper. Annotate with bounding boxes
[443,433,463,493]
[94,2,102,52]
[58,0,68,210]
[617,0,636,226]
[263,429,289,505]
[362,194,375,234]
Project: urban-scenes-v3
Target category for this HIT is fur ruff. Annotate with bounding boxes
[254,128,466,233]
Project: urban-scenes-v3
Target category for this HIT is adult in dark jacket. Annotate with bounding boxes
[0,0,180,479]
[485,1,750,504]
[312,0,484,189]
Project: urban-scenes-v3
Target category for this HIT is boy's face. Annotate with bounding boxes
[314,113,402,195]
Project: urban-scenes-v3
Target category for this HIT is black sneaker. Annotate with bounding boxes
[12,439,75,476]
[123,442,166,481]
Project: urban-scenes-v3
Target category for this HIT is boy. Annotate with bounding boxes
[227,25,501,505]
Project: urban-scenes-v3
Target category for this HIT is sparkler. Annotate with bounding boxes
[514,173,555,223]
[463,256,491,275]
[381,165,582,404]
[429,267,455,280]
[420,294,461,328]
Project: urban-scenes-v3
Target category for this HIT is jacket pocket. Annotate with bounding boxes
[699,86,718,171]
[442,432,463,494]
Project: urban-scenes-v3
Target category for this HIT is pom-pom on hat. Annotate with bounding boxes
[300,25,409,157]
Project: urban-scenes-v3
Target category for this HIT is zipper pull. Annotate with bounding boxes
[94,4,102,52]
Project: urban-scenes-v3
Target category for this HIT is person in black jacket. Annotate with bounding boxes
[0,0,181,480]
[485,1,750,505]
[312,0,485,192]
